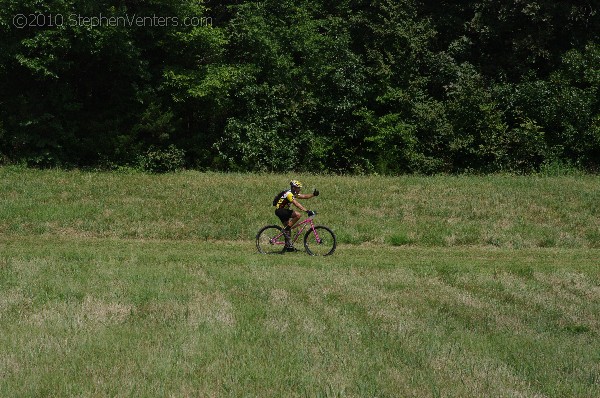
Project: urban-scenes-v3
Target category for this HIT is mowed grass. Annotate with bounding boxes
[1,168,599,396]
[0,237,598,397]
[1,167,599,248]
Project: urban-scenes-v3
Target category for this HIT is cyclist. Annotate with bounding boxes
[274,180,319,251]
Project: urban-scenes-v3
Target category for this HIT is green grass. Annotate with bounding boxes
[0,237,598,397]
[1,167,599,248]
[1,168,599,396]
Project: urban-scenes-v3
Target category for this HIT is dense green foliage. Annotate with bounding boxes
[1,1,598,173]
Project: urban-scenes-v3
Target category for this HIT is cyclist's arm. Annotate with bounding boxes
[292,198,308,213]
[296,193,315,199]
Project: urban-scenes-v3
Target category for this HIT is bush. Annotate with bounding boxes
[137,145,186,173]
[501,118,548,173]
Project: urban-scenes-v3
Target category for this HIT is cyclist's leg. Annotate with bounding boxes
[276,209,294,248]
[275,208,292,225]
[281,211,303,251]
[288,210,302,229]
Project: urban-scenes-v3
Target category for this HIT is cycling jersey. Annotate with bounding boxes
[275,190,295,209]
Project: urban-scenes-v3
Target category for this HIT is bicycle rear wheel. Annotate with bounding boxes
[304,226,336,256]
[256,225,285,254]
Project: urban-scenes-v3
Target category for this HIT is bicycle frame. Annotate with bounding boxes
[271,216,322,246]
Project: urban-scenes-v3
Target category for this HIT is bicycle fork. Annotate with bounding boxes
[298,222,323,245]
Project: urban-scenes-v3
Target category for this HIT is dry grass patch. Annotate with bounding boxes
[187,291,236,328]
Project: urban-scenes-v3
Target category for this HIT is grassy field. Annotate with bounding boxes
[1,168,599,397]
[1,167,599,248]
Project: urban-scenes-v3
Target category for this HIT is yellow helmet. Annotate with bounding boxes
[290,180,303,189]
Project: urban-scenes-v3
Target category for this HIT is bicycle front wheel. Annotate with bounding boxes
[256,225,285,254]
[304,226,336,256]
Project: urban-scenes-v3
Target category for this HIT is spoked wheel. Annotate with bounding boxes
[256,225,285,254]
[304,226,336,256]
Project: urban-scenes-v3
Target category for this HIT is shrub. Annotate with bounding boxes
[137,145,186,173]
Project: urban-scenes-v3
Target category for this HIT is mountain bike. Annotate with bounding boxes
[256,212,336,256]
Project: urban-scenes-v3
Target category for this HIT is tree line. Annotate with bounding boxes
[1,0,598,173]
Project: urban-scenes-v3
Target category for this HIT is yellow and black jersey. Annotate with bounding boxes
[275,190,295,209]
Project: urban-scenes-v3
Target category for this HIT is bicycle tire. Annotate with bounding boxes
[256,225,285,254]
[304,225,336,256]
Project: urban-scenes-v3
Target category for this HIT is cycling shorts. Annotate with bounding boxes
[275,208,294,224]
